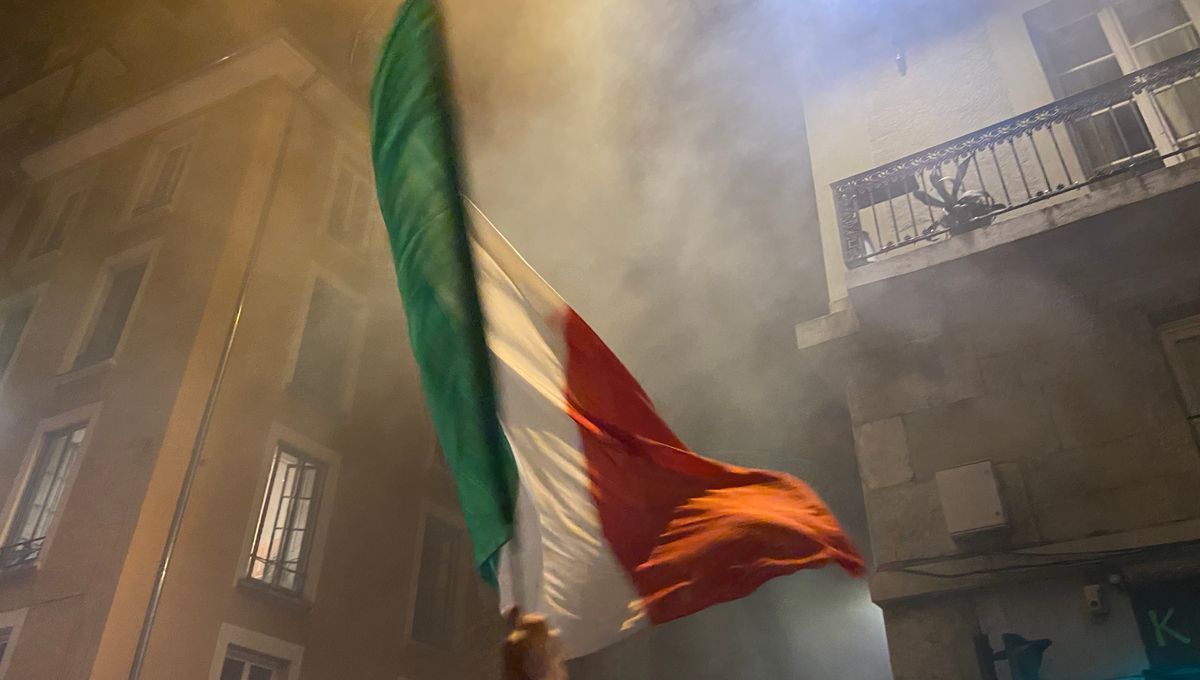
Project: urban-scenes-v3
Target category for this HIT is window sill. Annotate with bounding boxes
[55,358,115,386]
[236,577,314,610]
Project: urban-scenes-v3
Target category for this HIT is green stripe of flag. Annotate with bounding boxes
[369,0,518,584]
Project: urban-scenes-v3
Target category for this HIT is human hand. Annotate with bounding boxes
[503,608,567,680]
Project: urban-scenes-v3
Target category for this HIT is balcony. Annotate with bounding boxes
[833,48,1200,267]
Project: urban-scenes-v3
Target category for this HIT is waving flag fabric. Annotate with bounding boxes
[371,0,863,659]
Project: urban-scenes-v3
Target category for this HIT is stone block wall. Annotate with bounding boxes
[836,182,1200,678]
[848,187,1200,569]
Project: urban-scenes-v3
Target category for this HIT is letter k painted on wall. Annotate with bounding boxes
[1150,608,1192,647]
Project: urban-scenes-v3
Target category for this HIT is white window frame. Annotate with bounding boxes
[125,119,203,224]
[19,165,96,264]
[1161,314,1200,420]
[282,268,368,414]
[236,424,341,605]
[208,624,303,680]
[323,149,377,252]
[1031,0,1200,168]
[58,238,160,380]
[1096,1,1190,156]
[0,608,29,680]
[405,503,469,652]
[0,285,44,390]
[0,403,102,573]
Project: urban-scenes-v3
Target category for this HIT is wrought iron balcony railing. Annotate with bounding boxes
[0,537,44,571]
[834,48,1200,267]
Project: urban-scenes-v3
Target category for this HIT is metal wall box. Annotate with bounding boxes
[936,460,1008,537]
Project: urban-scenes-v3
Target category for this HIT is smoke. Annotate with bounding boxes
[439,0,889,677]
[3,0,890,676]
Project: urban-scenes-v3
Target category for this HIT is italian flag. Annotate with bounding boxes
[371,0,864,659]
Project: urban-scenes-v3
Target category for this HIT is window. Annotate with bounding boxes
[220,647,287,680]
[72,259,148,370]
[247,445,326,595]
[27,189,83,259]
[209,625,302,680]
[1032,0,1200,173]
[22,169,95,261]
[132,141,190,216]
[290,278,362,405]
[0,627,12,669]
[410,512,465,649]
[326,164,374,248]
[0,297,34,378]
[0,424,87,569]
[1162,315,1200,439]
[0,608,27,679]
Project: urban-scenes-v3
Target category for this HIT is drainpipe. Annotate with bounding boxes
[128,84,303,680]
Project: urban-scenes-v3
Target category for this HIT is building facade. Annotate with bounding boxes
[0,4,499,680]
[799,0,1200,678]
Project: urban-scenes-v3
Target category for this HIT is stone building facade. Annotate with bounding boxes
[0,3,500,679]
[800,0,1200,678]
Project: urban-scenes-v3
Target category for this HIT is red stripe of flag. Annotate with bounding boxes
[561,310,865,625]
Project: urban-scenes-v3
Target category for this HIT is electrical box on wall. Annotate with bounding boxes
[936,460,1008,538]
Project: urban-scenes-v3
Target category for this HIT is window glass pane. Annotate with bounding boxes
[1060,56,1124,96]
[1133,25,1200,65]
[34,190,81,257]
[292,280,357,401]
[1116,0,1192,46]
[1155,78,1200,143]
[1073,101,1155,172]
[0,300,34,375]
[1045,15,1115,76]
[224,648,285,680]
[249,446,324,593]
[138,145,186,213]
[219,658,245,680]
[0,626,12,667]
[4,424,86,568]
[411,515,463,648]
[345,179,372,243]
[75,261,148,369]
[327,168,355,242]
[1175,335,1200,414]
